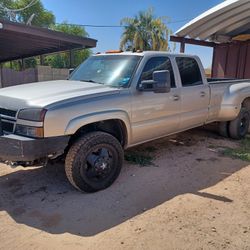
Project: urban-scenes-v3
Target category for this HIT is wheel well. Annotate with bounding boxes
[70,119,128,148]
[242,98,250,111]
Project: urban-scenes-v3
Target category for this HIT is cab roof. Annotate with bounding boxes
[95,51,196,58]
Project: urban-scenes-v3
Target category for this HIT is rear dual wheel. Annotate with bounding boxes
[219,107,250,140]
[228,108,250,139]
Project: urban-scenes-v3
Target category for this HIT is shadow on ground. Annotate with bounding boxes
[0,128,247,237]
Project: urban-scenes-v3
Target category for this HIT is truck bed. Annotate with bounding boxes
[207,78,250,84]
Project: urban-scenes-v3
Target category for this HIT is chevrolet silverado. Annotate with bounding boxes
[0,51,250,192]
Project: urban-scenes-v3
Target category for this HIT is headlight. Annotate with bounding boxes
[15,125,44,138]
[17,108,47,122]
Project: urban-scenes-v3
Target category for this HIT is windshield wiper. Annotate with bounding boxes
[80,79,104,84]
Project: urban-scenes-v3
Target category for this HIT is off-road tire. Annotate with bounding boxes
[229,107,250,140]
[65,131,124,192]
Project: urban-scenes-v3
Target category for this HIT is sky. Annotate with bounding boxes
[42,0,224,68]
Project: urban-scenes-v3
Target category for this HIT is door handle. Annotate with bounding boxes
[200,91,206,97]
[172,95,180,101]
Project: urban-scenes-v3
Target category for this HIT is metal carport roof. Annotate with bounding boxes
[0,19,97,63]
[176,0,250,43]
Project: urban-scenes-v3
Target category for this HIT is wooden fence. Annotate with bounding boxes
[0,66,69,88]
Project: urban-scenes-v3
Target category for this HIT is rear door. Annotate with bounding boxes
[175,57,210,130]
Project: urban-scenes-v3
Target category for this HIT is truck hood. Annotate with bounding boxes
[0,80,119,110]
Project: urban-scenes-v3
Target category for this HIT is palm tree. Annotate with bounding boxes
[120,8,171,51]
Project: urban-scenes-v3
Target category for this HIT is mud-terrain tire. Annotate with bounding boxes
[218,122,229,137]
[65,131,124,192]
[229,108,250,140]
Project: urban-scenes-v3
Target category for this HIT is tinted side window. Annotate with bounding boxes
[141,57,176,88]
[176,57,203,87]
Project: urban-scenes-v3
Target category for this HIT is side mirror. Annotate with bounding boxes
[139,70,171,93]
[69,68,75,75]
[153,70,171,93]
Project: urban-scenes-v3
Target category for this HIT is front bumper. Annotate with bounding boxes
[0,134,70,162]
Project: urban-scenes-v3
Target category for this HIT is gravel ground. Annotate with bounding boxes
[0,128,249,250]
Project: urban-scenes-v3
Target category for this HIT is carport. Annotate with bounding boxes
[0,18,97,63]
[0,19,97,87]
[170,0,250,79]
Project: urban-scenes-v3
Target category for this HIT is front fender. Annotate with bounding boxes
[64,110,132,144]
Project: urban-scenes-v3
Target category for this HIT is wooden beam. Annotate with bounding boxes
[0,46,80,63]
[21,58,24,70]
[1,19,97,48]
[69,50,74,68]
[180,41,185,53]
[40,55,44,65]
[0,18,97,63]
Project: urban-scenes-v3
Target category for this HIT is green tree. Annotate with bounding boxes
[0,0,55,69]
[51,22,88,37]
[0,3,90,69]
[120,8,172,51]
[0,0,14,20]
[0,0,55,28]
[45,22,91,68]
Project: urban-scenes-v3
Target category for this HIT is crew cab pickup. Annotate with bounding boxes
[0,51,250,192]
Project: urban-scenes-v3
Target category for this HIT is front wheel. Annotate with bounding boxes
[65,132,124,193]
[229,108,250,140]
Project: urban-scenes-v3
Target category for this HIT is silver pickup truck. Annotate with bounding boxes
[0,51,250,192]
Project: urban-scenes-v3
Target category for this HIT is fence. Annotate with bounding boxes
[0,66,69,88]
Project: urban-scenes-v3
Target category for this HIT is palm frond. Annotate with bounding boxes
[119,8,171,51]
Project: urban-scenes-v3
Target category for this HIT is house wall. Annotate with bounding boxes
[212,40,250,79]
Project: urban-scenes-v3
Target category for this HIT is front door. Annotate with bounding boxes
[131,56,181,145]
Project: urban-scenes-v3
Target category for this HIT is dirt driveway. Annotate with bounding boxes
[0,128,249,250]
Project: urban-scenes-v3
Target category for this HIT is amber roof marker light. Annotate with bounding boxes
[105,50,123,54]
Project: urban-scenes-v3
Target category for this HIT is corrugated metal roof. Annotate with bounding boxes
[176,0,250,42]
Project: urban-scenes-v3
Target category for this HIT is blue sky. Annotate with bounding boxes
[42,0,223,68]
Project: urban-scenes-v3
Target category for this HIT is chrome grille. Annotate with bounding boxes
[0,108,17,133]
[2,121,14,132]
[0,108,17,118]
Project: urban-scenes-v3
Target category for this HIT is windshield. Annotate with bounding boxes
[69,55,141,87]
